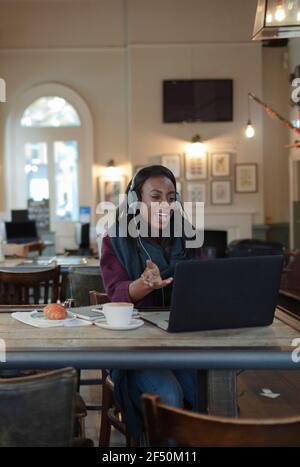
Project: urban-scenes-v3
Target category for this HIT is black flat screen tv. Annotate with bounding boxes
[163,79,233,123]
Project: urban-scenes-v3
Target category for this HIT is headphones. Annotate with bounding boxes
[127,168,181,208]
[127,167,180,308]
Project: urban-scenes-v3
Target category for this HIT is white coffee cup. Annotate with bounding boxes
[101,302,134,327]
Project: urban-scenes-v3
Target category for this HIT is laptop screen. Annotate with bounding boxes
[5,221,38,241]
[11,209,29,223]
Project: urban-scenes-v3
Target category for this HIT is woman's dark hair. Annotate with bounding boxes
[126,165,177,201]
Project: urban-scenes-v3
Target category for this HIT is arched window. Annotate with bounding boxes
[5,84,93,251]
[21,97,81,128]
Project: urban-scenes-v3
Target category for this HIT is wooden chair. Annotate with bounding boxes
[0,367,93,447]
[0,266,60,305]
[281,250,300,293]
[89,290,135,447]
[0,277,87,438]
[142,394,300,447]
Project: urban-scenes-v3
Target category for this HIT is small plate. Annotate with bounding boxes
[94,319,144,331]
[30,310,76,323]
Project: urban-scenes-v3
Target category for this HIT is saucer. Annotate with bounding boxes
[94,319,144,331]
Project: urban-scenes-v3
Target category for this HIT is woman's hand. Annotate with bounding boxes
[129,260,173,302]
[141,260,173,289]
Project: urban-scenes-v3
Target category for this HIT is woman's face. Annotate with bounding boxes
[140,176,176,231]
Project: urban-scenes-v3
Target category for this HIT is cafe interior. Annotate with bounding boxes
[0,0,300,448]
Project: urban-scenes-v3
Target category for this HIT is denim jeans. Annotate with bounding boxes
[127,369,198,412]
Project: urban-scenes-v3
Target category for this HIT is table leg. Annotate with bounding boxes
[197,369,238,417]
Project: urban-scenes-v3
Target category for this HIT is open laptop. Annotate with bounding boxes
[5,221,39,244]
[139,256,283,333]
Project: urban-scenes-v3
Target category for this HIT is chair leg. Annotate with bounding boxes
[76,369,81,392]
[78,416,86,439]
[99,380,114,447]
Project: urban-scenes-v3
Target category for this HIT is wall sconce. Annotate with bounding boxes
[245,94,256,139]
[103,159,121,181]
[253,0,300,40]
[186,134,207,157]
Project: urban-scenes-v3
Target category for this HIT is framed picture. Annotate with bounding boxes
[211,181,232,205]
[99,176,126,206]
[211,152,231,177]
[186,182,206,203]
[235,163,258,193]
[161,154,181,179]
[185,153,208,180]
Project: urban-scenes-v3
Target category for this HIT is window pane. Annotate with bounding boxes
[21,96,81,127]
[24,143,49,202]
[54,141,79,221]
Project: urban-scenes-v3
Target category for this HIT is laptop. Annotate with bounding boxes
[139,256,283,333]
[5,221,39,244]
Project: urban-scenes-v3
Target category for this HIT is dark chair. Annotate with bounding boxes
[89,290,135,447]
[0,368,93,447]
[281,249,300,293]
[227,239,285,258]
[142,393,300,447]
[0,266,61,305]
[69,267,104,306]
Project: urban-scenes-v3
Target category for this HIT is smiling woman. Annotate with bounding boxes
[100,165,205,442]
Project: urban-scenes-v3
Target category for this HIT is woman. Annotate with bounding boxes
[100,165,204,441]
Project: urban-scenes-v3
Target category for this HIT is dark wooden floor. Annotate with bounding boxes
[238,370,300,418]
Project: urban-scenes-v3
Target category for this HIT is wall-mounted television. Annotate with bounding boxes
[163,79,233,123]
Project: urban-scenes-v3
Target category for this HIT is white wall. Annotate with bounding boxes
[127,0,258,44]
[262,46,290,224]
[0,0,266,231]
[129,43,264,223]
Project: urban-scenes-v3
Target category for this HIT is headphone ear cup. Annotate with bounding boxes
[127,189,138,208]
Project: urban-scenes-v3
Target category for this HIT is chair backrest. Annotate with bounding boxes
[227,239,285,258]
[0,266,61,305]
[142,394,300,447]
[69,267,104,306]
[0,368,77,447]
[89,290,110,306]
[281,250,300,291]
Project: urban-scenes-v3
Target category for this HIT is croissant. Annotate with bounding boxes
[43,303,67,320]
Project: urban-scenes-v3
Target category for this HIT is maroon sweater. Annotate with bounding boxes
[100,234,156,307]
[100,234,203,307]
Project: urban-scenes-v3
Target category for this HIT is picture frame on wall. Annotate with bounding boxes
[99,176,126,206]
[211,152,231,177]
[186,182,206,203]
[161,154,181,179]
[211,180,232,205]
[235,163,258,193]
[185,153,208,180]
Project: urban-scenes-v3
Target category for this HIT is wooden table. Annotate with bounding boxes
[0,256,99,271]
[0,307,299,418]
[3,241,54,258]
[0,256,100,301]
